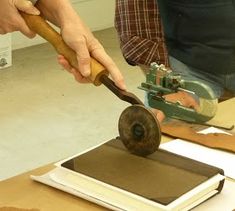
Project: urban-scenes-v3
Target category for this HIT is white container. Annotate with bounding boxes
[0,34,12,69]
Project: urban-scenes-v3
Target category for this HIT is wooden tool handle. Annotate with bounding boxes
[21,13,108,86]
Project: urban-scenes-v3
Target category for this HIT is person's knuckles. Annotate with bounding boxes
[0,29,8,34]
[23,31,36,38]
[1,22,19,33]
[15,0,39,14]
[73,72,86,83]
[17,23,35,38]
[77,57,90,66]
[15,0,32,9]
[66,36,87,50]
[88,39,103,51]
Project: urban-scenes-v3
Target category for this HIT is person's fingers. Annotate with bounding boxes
[179,92,199,110]
[61,25,126,88]
[70,68,90,83]
[164,91,200,111]
[16,15,36,38]
[66,36,91,77]
[13,0,40,37]
[15,0,40,15]
[0,29,5,34]
[188,97,200,111]
[57,55,73,73]
[58,55,89,83]
[90,42,126,90]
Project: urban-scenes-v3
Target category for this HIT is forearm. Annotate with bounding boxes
[36,0,79,27]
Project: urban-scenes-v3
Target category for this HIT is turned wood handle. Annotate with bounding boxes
[21,13,108,86]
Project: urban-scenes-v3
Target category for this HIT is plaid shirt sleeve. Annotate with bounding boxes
[115,0,169,67]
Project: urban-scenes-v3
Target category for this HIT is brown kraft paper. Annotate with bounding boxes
[161,123,235,153]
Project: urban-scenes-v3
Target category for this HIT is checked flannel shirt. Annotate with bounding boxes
[115,0,169,67]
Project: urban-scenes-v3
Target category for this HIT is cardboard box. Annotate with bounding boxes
[0,34,12,69]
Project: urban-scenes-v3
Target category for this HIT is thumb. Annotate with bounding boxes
[15,0,40,15]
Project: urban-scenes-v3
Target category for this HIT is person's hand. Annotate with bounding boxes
[57,19,126,90]
[0,0,40,37]
[163,91,200,111]
[151,91,200,123]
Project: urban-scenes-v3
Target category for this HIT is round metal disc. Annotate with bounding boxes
[118,105,161,156]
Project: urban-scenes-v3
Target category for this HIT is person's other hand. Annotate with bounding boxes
[57,20,126,90]
[150,91,200,123]
[163,91,200,111]
[0,0,40,37]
